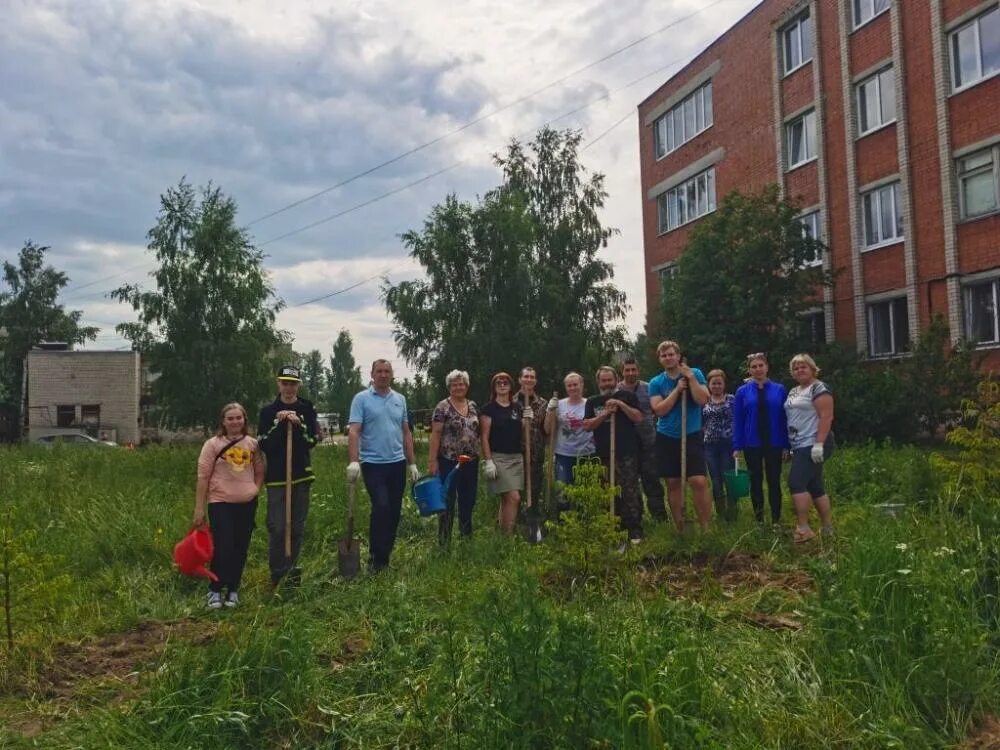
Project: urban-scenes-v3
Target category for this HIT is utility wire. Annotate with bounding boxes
[289,268,394,307]
[258,54,696,247]
[243,0,737,227]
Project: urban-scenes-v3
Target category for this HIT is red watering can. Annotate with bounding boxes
[173,523,219,581]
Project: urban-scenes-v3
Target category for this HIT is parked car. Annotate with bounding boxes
[35,433,117,447]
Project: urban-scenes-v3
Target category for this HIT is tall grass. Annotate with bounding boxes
[0,443,997,748]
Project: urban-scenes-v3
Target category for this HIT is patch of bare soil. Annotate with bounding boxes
[327,633,370,672]
[39,618,218,699]
[637,551,813,599]
[960,715,1000,749]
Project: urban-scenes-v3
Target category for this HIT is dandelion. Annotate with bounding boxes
[895,543,908,551]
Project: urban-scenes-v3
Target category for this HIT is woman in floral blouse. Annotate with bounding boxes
[702,369,736,523]
[429,370,480,543]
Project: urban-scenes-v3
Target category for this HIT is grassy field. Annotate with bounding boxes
[0,440,997,749]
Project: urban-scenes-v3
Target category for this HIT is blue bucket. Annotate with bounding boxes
[412,475,447,516]
[411,459,469,516]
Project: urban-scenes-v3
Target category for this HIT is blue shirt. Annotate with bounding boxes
[648,368,707,438]
[348,387,408,464]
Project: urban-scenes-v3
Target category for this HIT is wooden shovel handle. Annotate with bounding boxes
[284,420,293,558]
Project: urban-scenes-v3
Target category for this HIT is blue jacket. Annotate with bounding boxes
[732,380,790,450]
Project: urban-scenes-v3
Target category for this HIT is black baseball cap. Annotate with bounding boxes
[277,365,302,382]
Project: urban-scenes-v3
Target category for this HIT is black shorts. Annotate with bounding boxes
[655,431,707,479]
[787,436,836,497]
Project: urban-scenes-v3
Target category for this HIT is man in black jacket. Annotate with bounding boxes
[257,365,319,588]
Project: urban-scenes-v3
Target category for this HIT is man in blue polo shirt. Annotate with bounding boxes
[648,340,712,532]
[347,359,418,572]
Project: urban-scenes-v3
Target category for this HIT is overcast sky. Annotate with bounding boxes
[1,0,759,380]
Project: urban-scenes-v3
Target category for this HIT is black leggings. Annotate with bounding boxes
[744,447,783,523]
[208,499,257,593]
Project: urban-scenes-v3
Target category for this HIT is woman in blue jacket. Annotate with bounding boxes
[732,353,789,525]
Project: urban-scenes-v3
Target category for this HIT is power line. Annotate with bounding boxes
[243,0,737,228]
[582,110,635,151]
[289,269,393,307]
[257,54,696,247]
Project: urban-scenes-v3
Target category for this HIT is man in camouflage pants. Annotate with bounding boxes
[620,356,668,522]
[515,366,549,542]
[583,366,644,544]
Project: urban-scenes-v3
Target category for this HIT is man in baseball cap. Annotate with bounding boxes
[257,364,318,590]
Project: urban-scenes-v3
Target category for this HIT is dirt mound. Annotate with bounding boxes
[40,618,217,698]
[961,715,1000,749]
[637,551,813,598]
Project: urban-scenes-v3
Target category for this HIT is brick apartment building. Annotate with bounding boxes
[639,0,1000,364]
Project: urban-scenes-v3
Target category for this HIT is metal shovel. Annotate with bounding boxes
[337,480,361,579]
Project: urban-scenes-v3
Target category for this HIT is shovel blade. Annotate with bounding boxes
[337,537,361,579]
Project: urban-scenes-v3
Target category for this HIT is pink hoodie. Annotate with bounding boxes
[197,435,264,503]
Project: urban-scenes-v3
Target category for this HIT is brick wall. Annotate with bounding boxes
[639,0,1000,366]
[26,351,141,445]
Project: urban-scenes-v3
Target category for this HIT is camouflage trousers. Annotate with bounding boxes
[600,453,643,539]
[636,427,667,519]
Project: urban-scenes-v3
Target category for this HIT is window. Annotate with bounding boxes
[861,181,903,247]
[653,81,713,158]
[951,6,1000,90]
[81,405,101,425]
[658,265,678,288]
[856,66,896,134]
[798,211,823,266]
[868,297,910,357]
[56,405,76,428]
[854,0,890,27]
[964,279,1000,345]
[656,168,717,232]
[958,146,999,218]
[799,310,827,345]
[785,109,817,168]
[782,11,813,74]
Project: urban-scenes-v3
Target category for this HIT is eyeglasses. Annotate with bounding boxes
[495,380,511,386]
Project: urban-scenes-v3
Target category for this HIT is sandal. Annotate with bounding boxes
[793,528,816,543]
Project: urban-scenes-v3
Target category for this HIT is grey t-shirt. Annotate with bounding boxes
[784,381,832,449]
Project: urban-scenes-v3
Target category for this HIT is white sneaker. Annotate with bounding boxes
[206,591,223,610]
[225,591,239,608]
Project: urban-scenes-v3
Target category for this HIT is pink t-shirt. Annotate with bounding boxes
[197,435,263,503]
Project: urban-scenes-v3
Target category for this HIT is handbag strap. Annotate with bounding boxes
[208,436,246,479]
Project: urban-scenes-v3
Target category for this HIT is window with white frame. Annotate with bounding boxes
[653,81,714,158]
[854,0,890,27]
[798,210,823,266]
[867,296,909,357]
[861,181,903,247]
[658,264,678,287]
[958,145,999,218]
[785,109,817,169]
[656,167,717,233]
[782,11,813,75]
[856,66,896,134]
[799,310,826,345]
[951,6,999,90]
[963,278,1000,345]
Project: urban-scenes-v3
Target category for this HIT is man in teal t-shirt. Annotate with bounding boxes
[648,340,712,532]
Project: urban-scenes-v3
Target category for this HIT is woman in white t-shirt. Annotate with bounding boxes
[784,353,835,543]
[544,372,595,504]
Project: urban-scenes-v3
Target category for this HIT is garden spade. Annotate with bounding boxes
[284,421,293,558]
[609,408,617,520]
[337,480,361,579]
[523,393,532,509]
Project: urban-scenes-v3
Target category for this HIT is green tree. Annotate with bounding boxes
[327,329,363,421]
[0,242,98,422]
[113,180,284,431]
[299,349,327,408]
[383,127,628,400]
[659,185,833,379]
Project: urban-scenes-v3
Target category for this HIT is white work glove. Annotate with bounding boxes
[407,463,419,482]
[547,397,559,411]
[810,443,825,464]
[522,407,535,421]
[346,461,361,483]
[483,459,498,480]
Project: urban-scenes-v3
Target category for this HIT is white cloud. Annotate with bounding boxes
[3,0,761,381]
